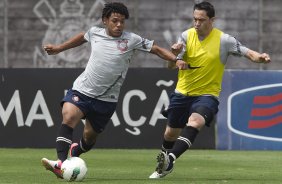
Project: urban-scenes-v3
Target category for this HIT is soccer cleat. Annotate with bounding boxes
[41,158,63,179]
[149,171,167,179]
[69,143,78,157]
[149,151,174,179]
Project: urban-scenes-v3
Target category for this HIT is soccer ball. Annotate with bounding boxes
[61,157,87,182]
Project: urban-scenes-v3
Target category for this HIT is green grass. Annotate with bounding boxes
[0,149,281,184]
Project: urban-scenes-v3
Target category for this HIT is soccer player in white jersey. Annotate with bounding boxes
[149,1,271,179]
[41,2,187,179]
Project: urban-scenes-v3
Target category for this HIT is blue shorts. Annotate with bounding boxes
[166,92,219,128]
[61,89,117,133]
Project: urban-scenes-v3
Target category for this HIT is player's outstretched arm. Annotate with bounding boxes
[43,32,87,55]
[150,44,187,70]
[167,43,184,69]
[245,49,271,64]
[171,43,183,56]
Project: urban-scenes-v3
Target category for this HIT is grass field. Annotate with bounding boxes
[0,149,281,184]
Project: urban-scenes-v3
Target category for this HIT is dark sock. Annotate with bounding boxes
[167,154,176,170]
[161,139,175,153]
[170,126,199,159]
[73,138,94,157]
[56,124,73,162]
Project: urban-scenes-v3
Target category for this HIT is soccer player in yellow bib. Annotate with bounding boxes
[149,1,271,179]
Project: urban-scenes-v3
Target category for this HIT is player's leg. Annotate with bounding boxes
[70,98,117,157]
[161,126,182,153]
[69,119,98,157]
[150,113,204,179]
[167,112,203,160]
[57,102,84,161]
[159,96,219,178]
[150,91,189,178]
[149,126,181,179]
[42,89,86,178]
[159,92,188,154]
[42,102,84,178]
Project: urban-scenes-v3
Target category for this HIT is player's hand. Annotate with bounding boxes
[259,53,271,63]
[171,43,183,55]
[175,60,188,70]
[43,44,61,55]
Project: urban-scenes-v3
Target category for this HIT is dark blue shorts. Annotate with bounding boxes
[166,92,219,128]
[61,89,117,133]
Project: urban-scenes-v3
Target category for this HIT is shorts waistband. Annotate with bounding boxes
[174,89,219,100]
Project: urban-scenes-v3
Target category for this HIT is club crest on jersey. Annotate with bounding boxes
[117,39,128,52]
[72,95,80,102]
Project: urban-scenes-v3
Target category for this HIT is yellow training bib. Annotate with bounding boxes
[176,28,224,97]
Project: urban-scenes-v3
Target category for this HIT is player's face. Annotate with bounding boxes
[103,13,126,37]
[193,9,214,38]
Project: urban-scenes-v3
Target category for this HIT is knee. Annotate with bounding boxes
[164,129,179,141]
[61,102,83,127]
[187,113,205,130]
[62,110,81,127]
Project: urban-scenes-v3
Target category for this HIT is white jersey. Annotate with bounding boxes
[72,26,154,102]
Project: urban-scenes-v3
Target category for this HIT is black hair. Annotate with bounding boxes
[194,1,215,18]
[102,2,129,19]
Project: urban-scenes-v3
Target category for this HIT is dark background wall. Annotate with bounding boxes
[0,0,281,69]
[0,68,215,149]
[1,69,282,150]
